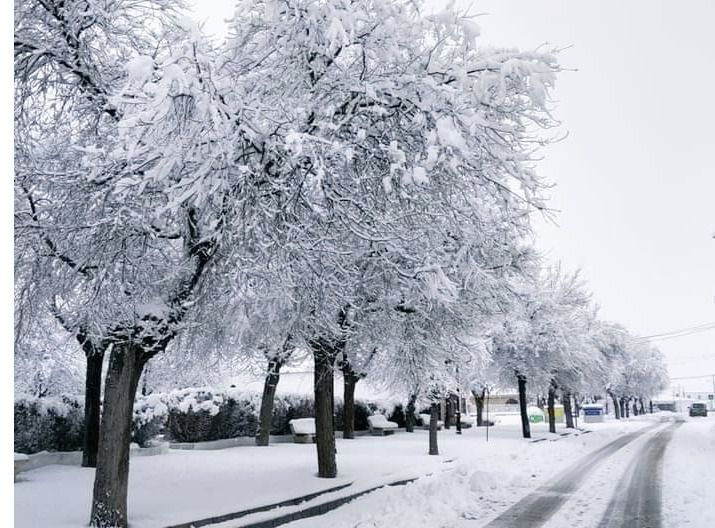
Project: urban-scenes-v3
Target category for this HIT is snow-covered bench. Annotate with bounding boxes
[289,418,316,444]
[367,414,398,436]
[14,453,29,481]
[419,413,443,430]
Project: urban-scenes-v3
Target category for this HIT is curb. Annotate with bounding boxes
[164,483,353,528]
[166,476,422,528]
[231,476,421,528]
[528,428,592,444]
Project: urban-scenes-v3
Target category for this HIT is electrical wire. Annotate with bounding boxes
[632,321,715,342]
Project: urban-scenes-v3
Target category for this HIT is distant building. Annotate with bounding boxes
[655,381,715,411]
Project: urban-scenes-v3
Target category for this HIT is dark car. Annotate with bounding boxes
[689,402,708,417]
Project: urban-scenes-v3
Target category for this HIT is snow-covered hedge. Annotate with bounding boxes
[165,387,260,443]
[156,388,405,442]
[14,395,84,454]
[15,389,408,451]
[133,392,170,447]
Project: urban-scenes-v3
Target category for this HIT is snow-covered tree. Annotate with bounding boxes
[15,1,234,524]
[216,0,559,474]
[491,266,595,436]
[16,0,562,518]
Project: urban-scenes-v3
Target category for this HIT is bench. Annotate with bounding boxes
[419,413,443,430]
[14,453,29,481]
[289,418,316,444]
[367,414,398,436]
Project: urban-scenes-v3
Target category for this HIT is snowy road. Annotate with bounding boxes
[277,415,715,528]
[481,422,661,528]
[491,415,713,528]
[597,420,683,528]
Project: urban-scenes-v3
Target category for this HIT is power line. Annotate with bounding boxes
[670,373,715,380]
[634,321,715,342]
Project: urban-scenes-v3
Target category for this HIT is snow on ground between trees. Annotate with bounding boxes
[15,417,651,528]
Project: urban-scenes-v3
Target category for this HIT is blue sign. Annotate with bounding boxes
[584,408,602,416]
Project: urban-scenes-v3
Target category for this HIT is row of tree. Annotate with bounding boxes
[14,1,666,527]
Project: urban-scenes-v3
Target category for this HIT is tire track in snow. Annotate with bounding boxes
[481,422,661,528]
[597,420,683,528]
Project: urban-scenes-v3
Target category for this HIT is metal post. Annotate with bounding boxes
[485,386,490,443]
[573,393,578,429]
[455,393,462,434]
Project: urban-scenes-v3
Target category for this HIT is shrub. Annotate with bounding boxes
[14,395,85,454]
[133,393,169,447]
[165,388,260,443]
[387,404,407,428]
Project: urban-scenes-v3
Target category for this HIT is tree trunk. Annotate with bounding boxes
[547,382,556,434]
[622,398,629,418]
[609,391,620,419]
[405,393,417,433]
[256,358,282,446]
[313,345,337,478]
[632,400,638,416]
[473,389,485,426]
[90,343,146,528]
[517,374,531,439]
[444,397,451,429]
[342,373,357,439]
[428,402,439,455]
[563,391,574,429]
[639,398,645,415]
[82,351,104,468]
[649,400,653,414]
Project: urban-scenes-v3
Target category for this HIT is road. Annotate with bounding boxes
[597,421,683,528]
[480,416,694,528]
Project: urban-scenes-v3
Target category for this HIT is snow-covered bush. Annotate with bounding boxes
[132,393,170,447]
[130,388,407,443]
[166,388,260,443]
[14,395,84,454]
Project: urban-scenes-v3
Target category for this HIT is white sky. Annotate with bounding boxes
[189,1,715,389]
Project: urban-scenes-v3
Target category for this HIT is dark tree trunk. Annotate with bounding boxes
[444,397,451,429]
[82,351,104,468]
[632,400,638,416]
[609,391,620,419]
[649,400,653,414]
[313,344,337,478]
[90,343,146,528]
[473,389,485,426]
[563,391,575,429]
[428,402,439,455]
[639,398,645,415]
[342,373,357,439]
[547,382,557,434]
[622,398,629,418]
[256,358,282,446]
[405,393,417,433]
[517,374,531,439]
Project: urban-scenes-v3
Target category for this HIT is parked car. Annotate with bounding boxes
[689,402,708,417]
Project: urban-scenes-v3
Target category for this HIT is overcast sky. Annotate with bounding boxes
[189,0,715,391]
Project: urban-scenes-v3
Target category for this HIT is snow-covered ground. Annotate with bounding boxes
[280,416,655,528]
[662,415,715,528]
[14,415,657,528]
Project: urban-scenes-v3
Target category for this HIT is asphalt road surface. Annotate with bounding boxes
[482,419,682,528]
